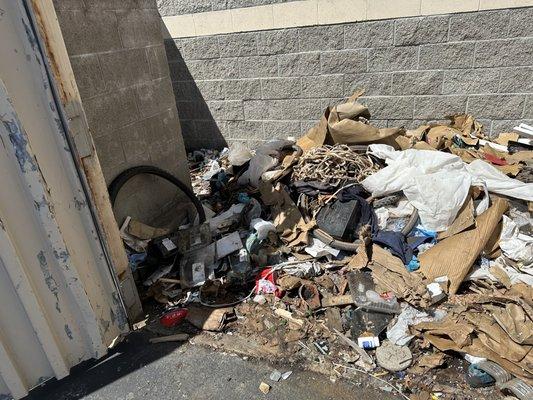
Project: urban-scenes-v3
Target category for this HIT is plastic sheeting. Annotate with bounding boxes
[362,145,533,231]
[499,215,533,268]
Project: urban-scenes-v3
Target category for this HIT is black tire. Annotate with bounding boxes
[108,165,206,224]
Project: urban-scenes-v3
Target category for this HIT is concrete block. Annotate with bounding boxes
[135,77,176,118]
[301,120,317,134]
[367,0,421,20]
[442,69,501,94]
[298,25,344,52]
[223,79,262,100]
[263,120,302,138]
[194,10,233,36]
[392,71,443,95]
[218,33,258,57]
[84,88,139,138]
[228,0,280,9]
[344,21,394,49]
[301,74,344,98]
[394,15,449,45]
[389,119,434,129]
[273,0,318,29]
[162,14,196,38]
[164,39,182,62]
[300,98,341,120]
[414,95,468,119]
[499,67,533,93]
[195,80,226,100]
[99,48,152,91]
[55,9,122,56]
[179,119,196,143]
[83,0,138,10]
[156,0,213,16]
[491,118,533,135]
[188,58,240,79]
[168,59,194,81]
[419,42,475,70]
[69,54,106,99]
[117,121,150,164]
[360,96,414,119]
[176,101,211,120]
[344,72,393,96]
[179,36,220,60]
[193,119,227,148]
[257,29,299,55]
[173,80,204,101]
[479,0,533,11]
[137,0,158,10]
[231,5,274,32]
[421,0,478,15]
[116,9,162,48]
[94,134,126,171]
[244,99,302,120]
[279,52,321,76]
[239,56,278,78]
[368,46,418,72]
[223,120,264,139]
[146,45,171,79]
[261,77,302,99]
[475,38,533,68]
[449,10,510,41]
[318,0,367,25]
[321,49,368,74]
[207,100,245,120]
[52,0,85,10]
[467,94,527,119]
[508,7,533,37]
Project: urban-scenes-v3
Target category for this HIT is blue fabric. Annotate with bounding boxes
[406,255,420,272]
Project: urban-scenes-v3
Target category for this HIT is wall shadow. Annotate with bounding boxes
[161,25,227,151]
[24,328,188,400]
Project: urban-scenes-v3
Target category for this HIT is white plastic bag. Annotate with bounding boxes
[228,142,252,166]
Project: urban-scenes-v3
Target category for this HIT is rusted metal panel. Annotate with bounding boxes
[0,2,130,398]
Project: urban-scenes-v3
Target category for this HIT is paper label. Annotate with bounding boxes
[162,238,177,251]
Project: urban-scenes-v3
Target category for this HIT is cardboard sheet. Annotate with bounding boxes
[419,197,509,294]
[413,295,533,384]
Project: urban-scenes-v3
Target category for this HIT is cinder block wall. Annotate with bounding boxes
[157,0,299,15]
[161,3,533,150]
[54,0,191,227]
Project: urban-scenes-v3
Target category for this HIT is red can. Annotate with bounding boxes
[159,308,188,327]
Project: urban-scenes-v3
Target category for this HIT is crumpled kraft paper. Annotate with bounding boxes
[296,92,402,151]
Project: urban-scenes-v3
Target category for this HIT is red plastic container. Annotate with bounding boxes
[159,308,188,327]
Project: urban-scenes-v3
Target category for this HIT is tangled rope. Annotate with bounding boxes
[292,145,378,186]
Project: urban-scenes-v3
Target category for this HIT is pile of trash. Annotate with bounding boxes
[124,91,532,399]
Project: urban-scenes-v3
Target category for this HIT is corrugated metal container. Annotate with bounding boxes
[0,2,130,398]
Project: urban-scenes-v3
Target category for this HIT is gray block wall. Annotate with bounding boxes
[54,0,191,227]
[157,0,298,16]
[164,7,533,150]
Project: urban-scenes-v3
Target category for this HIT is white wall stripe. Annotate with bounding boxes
[161,0,533,39]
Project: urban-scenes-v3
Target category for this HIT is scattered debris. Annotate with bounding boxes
[125,92,533,398]
[269,370,282,382]
[375,340,412,372]
[259,381,271,394]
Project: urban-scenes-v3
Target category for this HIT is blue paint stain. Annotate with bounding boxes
[73,197,87,210]
[1,118,37,173]
[64,324,73,340]
[37,251,61,313]
[53,249,69,263]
